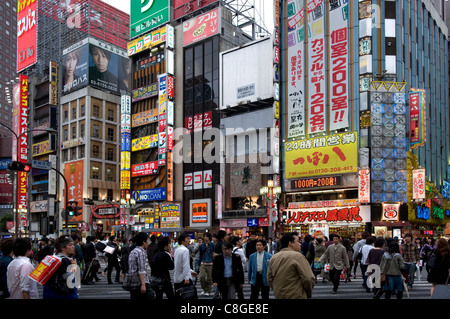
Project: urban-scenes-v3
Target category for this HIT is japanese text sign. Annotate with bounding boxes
[183,7,220,46]
[285,131,358,178]
[285,205,370,225]
[412,168,426,200]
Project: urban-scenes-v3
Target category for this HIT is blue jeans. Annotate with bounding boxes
[361,264,369,291]
[404,262,416,287]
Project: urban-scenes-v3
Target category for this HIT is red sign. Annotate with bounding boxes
[185,111,213,133]
[174,0,220,20]
[409,92,420,143]
[17,0,37,72]
[183,8,220,46]
[65,161,84,222]
[167,75,174,99]
[286,206,364,224]
[131,161,158,177]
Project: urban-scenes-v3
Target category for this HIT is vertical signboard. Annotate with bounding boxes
[49,62,58,105]
[328,0,349,131]
[121,95,131,191]
[130,0,170,39]
[412,168,426,201]
[16,75,29,226]
[307,0,326,134]
[65,160,84,222]
[409,89,426,149]
[17,0,37,72]
[358,169,370,203]
[286,0,306,138]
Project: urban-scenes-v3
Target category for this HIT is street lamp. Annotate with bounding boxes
[260,179,282,239]
[1,123,57,238]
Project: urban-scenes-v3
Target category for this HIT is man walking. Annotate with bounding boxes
[267,232,315,299]
[248,239,272,300]
[401,233,420,290]
[319,234,350,294]
[198,233,215,296]
[174,233,197,298]
[212,242,244,299]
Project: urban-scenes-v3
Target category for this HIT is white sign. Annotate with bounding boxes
[381,202,400,222]
[358,169,371,203]
[412,168,426,200]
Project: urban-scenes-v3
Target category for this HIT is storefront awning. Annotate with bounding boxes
[371,221,411,227]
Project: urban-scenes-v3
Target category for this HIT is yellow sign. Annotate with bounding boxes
[121,151,130,170]
[120,170,130,189]
[131,134,158,151]
[285,131,358,178]
[127,25,167,57]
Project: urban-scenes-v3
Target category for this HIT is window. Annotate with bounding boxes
[107,109,114,121]
[72,107,76,119]
[107,148,114,161]
[107,128,114,141]
[64,110,68,122]
[106,169,114,182]
[93,124,100,138]
[92,188,99,200]
[72,126,76,139]
[93,104,100,117]
[92,145,100,158]
[79,145,85,158]
[80,104,85,117]
[106,189,113,201]
[63,129,68,141]
[80,124,85,138]
[91,166,100,179]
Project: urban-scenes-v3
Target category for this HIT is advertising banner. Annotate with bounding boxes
[64,160,84,222]
[307,0,326,134]
[285,131,358,178]
[284,205,370,225]
[131,161,159,177]
[286,0,306,138]
[62,43,89,94]
[0,170,13,204]
[131,134,158,151]
[132,109,159,127]
[190,199,212,227]
[358,169,371,203]
[132,83,158,102]
[183,8,220,46]
[130,0,170,39]
[412,168,426,200]
[132,188,166,202]
[127,25,167,56]
[328,1,349,131]
[381,202,400,222]
[17,0,37,72]
[160,203,181,228]
[409,89,426,149]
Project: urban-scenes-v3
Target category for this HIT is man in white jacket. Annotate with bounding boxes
[173,233,197,297]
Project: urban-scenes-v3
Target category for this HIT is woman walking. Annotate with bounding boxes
[380,241,405,299]
[427,238,450,297]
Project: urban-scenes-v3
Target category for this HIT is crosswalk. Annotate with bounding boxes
[63,264,432,299]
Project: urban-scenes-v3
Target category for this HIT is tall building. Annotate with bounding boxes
[14,0,129,237]
[280,0,450,239]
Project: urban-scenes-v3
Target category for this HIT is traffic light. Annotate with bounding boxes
[7,161,32,172]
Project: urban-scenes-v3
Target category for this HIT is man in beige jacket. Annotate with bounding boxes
[267,232,315,299]
[319,234,350,294]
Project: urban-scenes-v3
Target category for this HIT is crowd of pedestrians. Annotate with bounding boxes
[0,231,449,300]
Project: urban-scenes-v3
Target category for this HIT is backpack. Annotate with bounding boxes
[426,249,437,269]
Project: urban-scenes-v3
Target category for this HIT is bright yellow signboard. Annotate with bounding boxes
[285,131,358,179]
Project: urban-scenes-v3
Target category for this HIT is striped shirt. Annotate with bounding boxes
[128,246,149,284]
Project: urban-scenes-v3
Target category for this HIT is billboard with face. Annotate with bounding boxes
[62,38,130,96]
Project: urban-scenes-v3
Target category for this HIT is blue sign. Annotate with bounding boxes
[0,158,12,170]
[247,218,258,227]
[132,188,166,202]
[416,206,430,220]
[121,132,131,152]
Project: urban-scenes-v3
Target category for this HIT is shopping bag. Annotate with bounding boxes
[432,276,450,299]
[29,255,62,285]
[324,263,330,273]
[340,268,348,281]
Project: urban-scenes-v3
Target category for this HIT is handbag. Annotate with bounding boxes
[122,272,141,291]
[150,276,166,290]
[431,275,450,299]
[380,258,392,285]
[176,284,198,300]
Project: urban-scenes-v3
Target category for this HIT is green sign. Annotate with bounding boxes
[130,0,170,39]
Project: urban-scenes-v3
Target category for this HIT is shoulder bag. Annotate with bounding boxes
[122,272,141,291]
[176,283,198,300]
[432,275,450,299]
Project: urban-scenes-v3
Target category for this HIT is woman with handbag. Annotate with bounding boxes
[427,238,450,297]
[379,241,405,299]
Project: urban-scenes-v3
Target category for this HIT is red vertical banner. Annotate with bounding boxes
[409,92,420,144]
[17,75,29,226]
[17,1,37,72]
[65,161,84,222]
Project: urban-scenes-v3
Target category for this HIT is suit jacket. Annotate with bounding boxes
[248,251,272,286]
[212,253,244,291]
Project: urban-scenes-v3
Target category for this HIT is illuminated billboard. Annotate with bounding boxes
[17,0,37,72]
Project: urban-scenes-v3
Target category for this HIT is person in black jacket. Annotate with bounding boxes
[147,235,158,269]
[82,236,100,285]
[212,242,244,299]
[151,237,175,299]
[106,236,121,284]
